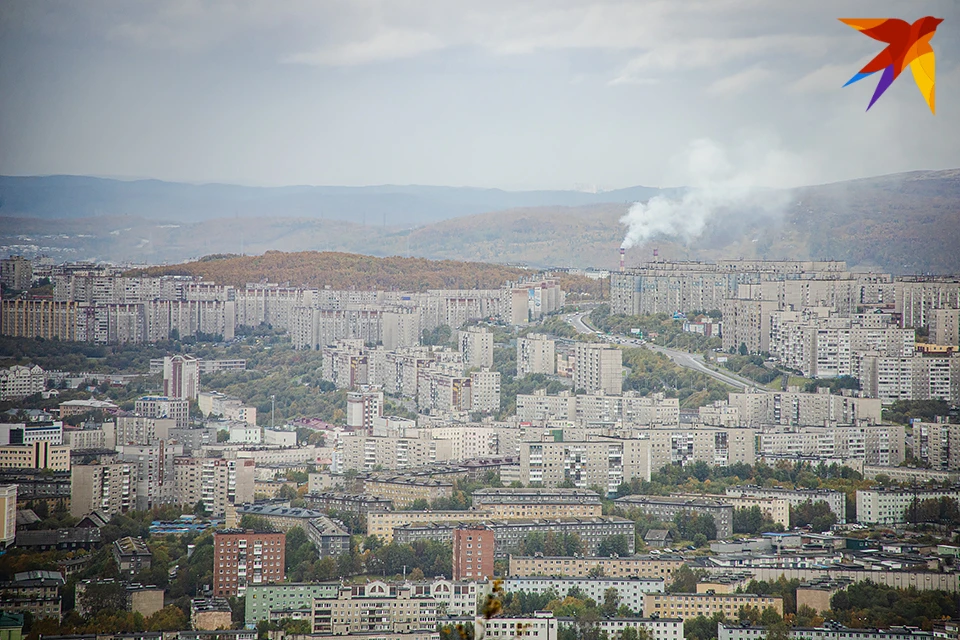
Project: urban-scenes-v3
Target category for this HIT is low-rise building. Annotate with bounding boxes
[15,528,101,551]
[311,582,438,635]
[368,510,488,543]
[236,504,328,532]
[508,555,684,581]
[558,617,683,640]
[303,492,394,515]
[718,624,932,640]
[614,496,733,540]
[857,487,960,525]
[503,577,664,613]
[394,517,636,557]
[244,583,340,625]
[471,488,602,519]
[0,571,63,620]
[362,476,454,509]
[112,536,152,578]
[305,517,352,558]
[476,611,557,640]
[726,486,847,524]
[191,598,233,631]
[643,592,783,618]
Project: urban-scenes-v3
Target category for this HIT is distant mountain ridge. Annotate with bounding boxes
[1,169,958,275]
[0,174,671,225]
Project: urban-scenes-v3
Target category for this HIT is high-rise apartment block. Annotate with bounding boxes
[469,369,501,413]
[163,355,200,400]
[574,343,622,395]
[518,333,556,376]
[213,530,286,597]
[452,526,494,580]
[458,327,494,368]
[70,461,137,517]
[174,458,255,518]
[931,309,960,346]
[520,438,651,494]
[346,389,384,430]
[0,256,33,291]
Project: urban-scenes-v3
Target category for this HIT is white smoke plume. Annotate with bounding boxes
[620,138,807,249]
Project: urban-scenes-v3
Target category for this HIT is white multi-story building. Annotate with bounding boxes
[470,369,501,414]
[115,414,177,446]
[518,334,556,377]
[758,424,905,466]
[573,343,622,396]
[476,612,557,640]
[729,389,883,427]
[135,396,190,428]
[163,355,200,400]
[70,461,138,517]
[0,485,17,547]
[346,389,383,430]
[856,487,960,524]
[117,441,184,510]
[520,437,651,494]
[727,486,846,524]
[458,327,494,369]
[174,457,255,517]
[0,365,45,401]
[502,577,664,614]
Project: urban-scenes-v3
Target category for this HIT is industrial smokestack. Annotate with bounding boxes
[653,247,659,260]
[619,247,625,272]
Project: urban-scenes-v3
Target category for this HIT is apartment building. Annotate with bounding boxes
[912,421,960,470]
[346,389,384,430]
[726,486,846,524]
[519,438,652,494]
[574,343,623,395]
[858,352,960,404]
[516,392,680,426]
[63,424,109,448]
[508,555,684,581]
[305,516,352,558]
[504,577,664,613]
[338,434,452,473]
[614,496,734,539]
[459,327,494,368]
[645,428,756,471]
[518,334,556,376]
[0,421,63,446]
[394,517,635,557]
[722,298,780,355]
[302,492,394,515]
[671,493,790,529]
[418,371,472,414]
[213,530,285,597]
[476,612,557,640]
[728,389,883,427]
[719,624,932,640]
[931,309,960,346]
[134,396,190,429]
[561,618,682,640]
[470,369,502,414]
[856,487,960,524]
[0,442,71,472]
[0,299,82,341]
[70,461,137,517]
[453,526,494,580]
[115,415,177,446]
[643,592,783,618]
[427,425,521,461]
[0,485,16,547]
[245,583,340,625]
[894,277,960,330]
[118,441,183,510]
[113,536,152,577]
[470,488,603,519]
[368,510,486,543]
[758,424,905,467]
[312,583,437,635]
[0,256,32,290]
[362,476,454,509]
[163,355,200,400]
[173,458,255,518]
[0,570,64,621]
[197,391,257,426]
[0,365,45,401]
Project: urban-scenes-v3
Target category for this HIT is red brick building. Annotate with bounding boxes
[213,530,285,597]
[452,526,494,581]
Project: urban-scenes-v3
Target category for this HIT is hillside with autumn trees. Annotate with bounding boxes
[126,250,601,295]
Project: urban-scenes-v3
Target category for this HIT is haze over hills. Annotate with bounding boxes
[1,169,959,275]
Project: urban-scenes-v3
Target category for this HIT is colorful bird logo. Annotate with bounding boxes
[840,16,943,113]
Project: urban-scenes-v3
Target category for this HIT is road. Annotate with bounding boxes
[562,311,756,391]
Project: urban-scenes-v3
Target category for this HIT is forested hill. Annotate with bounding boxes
[126,251,598,294]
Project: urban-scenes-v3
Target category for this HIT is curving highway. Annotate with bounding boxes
[561,311,757,391]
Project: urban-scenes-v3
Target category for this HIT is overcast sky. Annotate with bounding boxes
[1,0,958,190]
